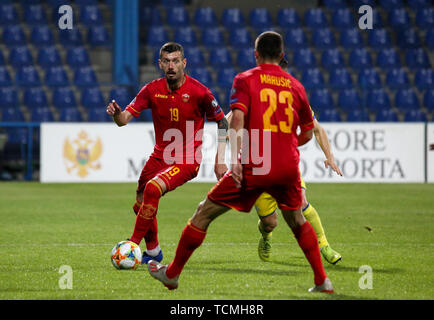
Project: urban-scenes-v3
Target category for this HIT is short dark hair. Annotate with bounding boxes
[159,42,184,59]
[255,31,284,61]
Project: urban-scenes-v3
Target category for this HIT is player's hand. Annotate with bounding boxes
[106,100,121,117]
[231,162,243,188]
[214,163,228,180]
[324,157,343,176]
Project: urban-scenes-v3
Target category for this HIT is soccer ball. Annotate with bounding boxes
[111,240,142,270]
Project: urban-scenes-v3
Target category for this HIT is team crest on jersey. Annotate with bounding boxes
[182,93,190,102]
[63,130,103,178]
[211,99,219,108]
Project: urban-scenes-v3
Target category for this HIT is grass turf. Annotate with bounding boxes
[0,182,433,300]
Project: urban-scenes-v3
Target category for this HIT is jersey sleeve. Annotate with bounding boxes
[229,74,250,115]
[125,85,151,118]
[297,86,315,132]
[202,88,224,122]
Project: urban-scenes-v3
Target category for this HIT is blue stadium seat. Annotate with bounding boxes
[59,28,83,47]
[88,25,110,47]
[109,87,133,108]
[9,46,33,68]
[0,87,18,109]
[375,109,399,122]
[426,28,434,50]
[221,8,245,29]
[0,67,12,87]
[37,46,61,69]
[161,0,186,8]
[0,51,4,66]
[309,89,334,111]
[408,0,431,8]
[376,48,401,69]
[141,6,163,26]
[284,28,308,49]
[184,47,205,68]
[304,8,328,29]
[397,28,421,49]
[88,108,111,122]
[338,89,361,111]
[146,26,168,48]
[323,0,347,9]
[416,8,433,29]
[277,8,300,30]
[74,67,98,87]
[24,4,48,25]
[371,9,384,28]
[292,48,316,70]
[404,109,427,122]
[312,28,336,49]
[388,8,410,29]
[340,28,363,49]
[75,0,98,6]
[301,68,325,89]
[332,8,355,29]
[81,87,105,109]
[379,0,403,9]
[229,27,252,48]
[0,4,19,25]
[52,87,77,109]
[16,66,41,87]
[347,109,370,122]
[321,49,345,71]
[209,47,233,68]
[319,108,342,122]
[167,6,190,27]
[1,107,25,122]
[358,68,382,89]
[31,25,54,47]
[329,68,353,89]
[385,68,410,89]
[66,46,90,68]
[59,107,83,122]
[45,66,69,87]
[80,5,103,26]
[395,88,420,112]
[194,7,217,28]
[367,89,391,112]
[217,67,237,89]
[190,67,213,88]
[236,48,256,70]
[174,27,197,47]
[249,8,272,30]
[424,89,434,111]
[31,107,54,122]
[349,48,373,70]
[23,87,48,109]
[414,69,433,91]
[2,25,26,46]
[405,48,431,69]
[201,28,225,48]
[368,28,391,49]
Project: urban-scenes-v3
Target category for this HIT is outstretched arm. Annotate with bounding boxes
[313,119,343,176]
[106,100,133,127]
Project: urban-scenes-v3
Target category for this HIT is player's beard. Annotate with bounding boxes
[166,71,179,85]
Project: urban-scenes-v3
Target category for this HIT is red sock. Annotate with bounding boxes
[130,181,162,245]
[144,217,159,251]
[293,221,327,285]
[166,220,206,279]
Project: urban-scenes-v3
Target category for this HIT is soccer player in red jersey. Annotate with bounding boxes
[147,32,334,293]
[106,42,228,263]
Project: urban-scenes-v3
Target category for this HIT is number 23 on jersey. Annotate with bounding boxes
[261,88,294,134]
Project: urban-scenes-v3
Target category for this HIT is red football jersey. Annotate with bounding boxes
[229,64,314,185]
[126,75,224,164]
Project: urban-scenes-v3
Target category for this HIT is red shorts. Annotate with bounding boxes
[137,156,200,195]
[207,170,302,212]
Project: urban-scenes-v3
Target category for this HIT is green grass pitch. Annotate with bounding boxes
[0,182,433,300]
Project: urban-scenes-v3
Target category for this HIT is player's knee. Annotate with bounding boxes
[261,213,277,232]
[143,181,163,200]
[301,191,308,209]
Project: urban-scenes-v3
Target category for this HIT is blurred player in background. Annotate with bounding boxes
[148,31,334,293]
[106,42,228,264]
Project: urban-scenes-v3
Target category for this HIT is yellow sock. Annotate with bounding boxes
[302,203,328,249]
